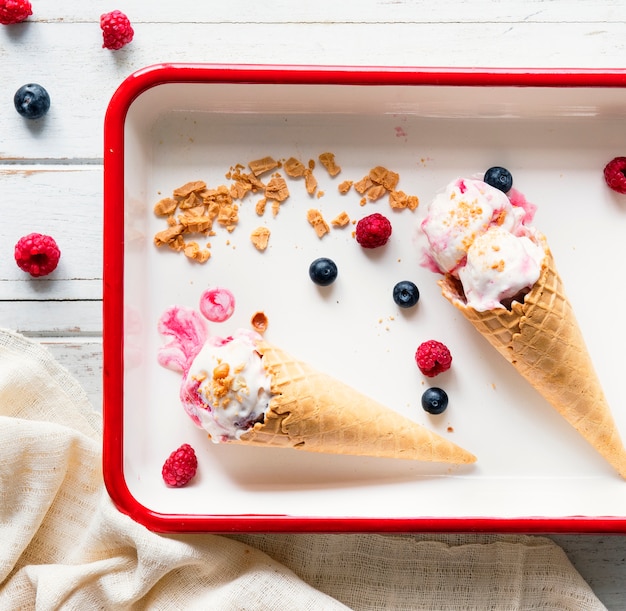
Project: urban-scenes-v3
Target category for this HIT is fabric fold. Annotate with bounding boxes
[0,328,607,610]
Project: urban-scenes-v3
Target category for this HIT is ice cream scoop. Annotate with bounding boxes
[183,331,273,442]
[458,226,545,311]
[421,177,542,310]
[421,177,528,275]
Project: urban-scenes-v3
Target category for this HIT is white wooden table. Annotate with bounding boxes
[2,1,625,607]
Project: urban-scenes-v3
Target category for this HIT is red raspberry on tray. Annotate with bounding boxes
[0,0,32,25]
[603,156,626,194]
[355,212,392,248]
[162,443,198,487]
[100,10,134,50]
[415,340,452,377]
[14,233,61,277]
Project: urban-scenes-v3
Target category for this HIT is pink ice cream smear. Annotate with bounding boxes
[199,286,235,323]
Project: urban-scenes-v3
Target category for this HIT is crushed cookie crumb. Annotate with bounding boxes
[306,209,330,238]
[250,226,271,251]
[354,176,373,195]
[318,152,341,176]
[366,184,387,201]
[338,180,353,194]
[265,175,290,202]
[389,190,419,210]
[154,224,184,248]
[255,198,267,216]
[369,166,399,191]
[183,241,211,263]
[304,169,317,195]
[331,211,350,227]
[153,197,178,216]
[173,181,206,198]
[249,156,280,176]
[283,157,306,178]
[217,201,239,232]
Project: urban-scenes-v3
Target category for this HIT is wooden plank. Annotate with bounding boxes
[16,1,626,24]
[2,22,626,161]
[40,338,103,411]
[0,166,102,300]
[0,300,101,336]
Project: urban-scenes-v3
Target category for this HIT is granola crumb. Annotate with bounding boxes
[173,181,207,198]
[354,176,373,195]
[183,241,211,263]
[283,157,306,178]
[338,180,353,194]
[250,226,271,251]
[304,169,317,195]
[389,189,419,210]
[255,198,267,216]
[249,156,280,177]
[265,175,290,202]
[369,166,399,191]
[153,197,178,216]
[318,152,341,177]
[331,211,350,227]
[366,184,387,202]
[316,190,325,198]
[306,209,330,238]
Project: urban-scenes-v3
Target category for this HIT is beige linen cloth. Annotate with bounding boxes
[0,327,607,610]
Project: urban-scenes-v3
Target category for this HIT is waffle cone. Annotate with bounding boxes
[237,341,476,465]
[439,245,626,477]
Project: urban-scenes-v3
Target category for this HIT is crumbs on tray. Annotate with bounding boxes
[152,152,419,263]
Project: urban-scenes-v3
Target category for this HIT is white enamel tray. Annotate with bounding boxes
[103,65,626,532]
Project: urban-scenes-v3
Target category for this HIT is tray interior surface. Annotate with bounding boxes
[119,81,626,522]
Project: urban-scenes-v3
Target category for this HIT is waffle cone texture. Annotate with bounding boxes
[238,341,476,465]
[439,244,626,478]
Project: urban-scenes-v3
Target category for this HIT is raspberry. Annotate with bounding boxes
[162,443,198,487]
[14,233,61,277]
[100,10,134,50]
[415,340,452,377]
[355,213,392,248]
[603,156,626,194]
[0,0,32,25]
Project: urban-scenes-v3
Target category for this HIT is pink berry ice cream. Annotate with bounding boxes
[420,177,545,311]
[183,331,272,441]
[158,305,272,442]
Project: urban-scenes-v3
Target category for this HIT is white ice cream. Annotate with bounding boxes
[185,331,273,441]
[458,226,545,310]
[421,177,527,275]
[421,177,545,311]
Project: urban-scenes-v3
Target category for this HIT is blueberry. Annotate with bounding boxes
[393,280,419,308]
[484,166,513,193]
[14,84,50,120]
[421,387,448,415]
[309,257,338,286]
